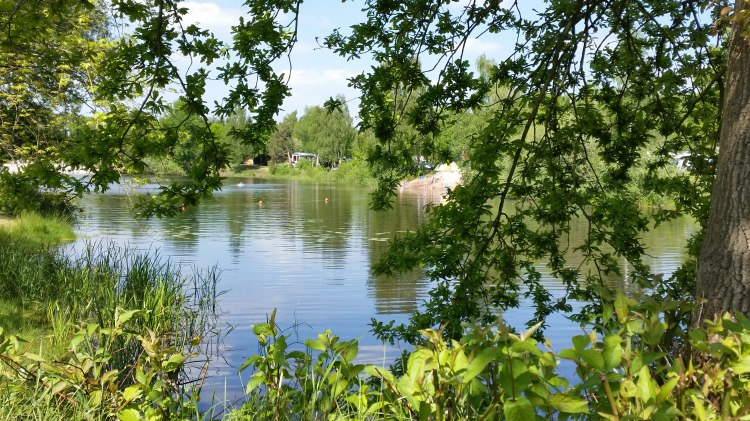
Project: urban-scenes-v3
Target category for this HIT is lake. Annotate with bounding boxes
[69,177,696,405]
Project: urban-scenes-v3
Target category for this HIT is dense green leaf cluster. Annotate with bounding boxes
[232,294,750,420]
[324,0,725,341]
[0,0,301,216]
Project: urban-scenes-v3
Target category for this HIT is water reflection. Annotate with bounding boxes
[70,179,697,403]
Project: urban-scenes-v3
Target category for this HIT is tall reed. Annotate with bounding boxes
[0,233,220,379]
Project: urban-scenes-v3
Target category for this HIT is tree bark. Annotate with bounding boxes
[694,1,750,323]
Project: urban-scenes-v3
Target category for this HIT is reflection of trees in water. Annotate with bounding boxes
[518,211,698,295]
[365,193,432,315]
[222,187,258,260]
[156,210,200,254]
[286,182,355,267]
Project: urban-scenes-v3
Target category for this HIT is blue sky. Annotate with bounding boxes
[178,0,510,120]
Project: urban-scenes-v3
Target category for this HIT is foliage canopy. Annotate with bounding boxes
[3,0,748,340]
[321,0,728,341]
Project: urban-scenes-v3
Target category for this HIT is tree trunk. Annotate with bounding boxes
[694,1,750,323]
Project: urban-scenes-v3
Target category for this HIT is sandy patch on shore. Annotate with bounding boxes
[399,162,462,192]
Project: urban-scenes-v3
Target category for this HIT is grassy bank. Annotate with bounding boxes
[0,235,219,419]
[264,159,377,186]
[0,211,76,246]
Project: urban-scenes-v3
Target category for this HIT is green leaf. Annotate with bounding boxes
[602,303,614,324]
[689,394,707,421]
[511,340,543,357]
[643,318,666,346]
[559,348,578,360]
[548,393,589,414]
[246,375,264,394]
[579,349,605,371]
[252,323,273,337]
[122,385,143,403]
[305,338,326,351]
[614,292,629,322]
[463,347,503,383]
[656,376,679,403]
[238,354,261,372]
[116,309,141,326]
[572,335,590,351]
[521,321,543,341]
[89,389,102,408]
[365,365,397,386]
[731,355,750,374]
[117,408,142,421]
[407,349,434,382]
[49,380,68,395]
[620,379,637,398]
[340,340,359,363]
[162,353,186,371]
[602,335,623,371]
[637,365,657,404]
[23,353,45,362]
[503,397,535,421]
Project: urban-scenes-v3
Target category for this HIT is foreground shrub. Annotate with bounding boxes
[2,292,750,419]
[0,311,199,420]
[232,295,750,420]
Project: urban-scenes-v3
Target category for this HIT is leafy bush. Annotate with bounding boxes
[330,159,375,186]
[267,160,375,186]
[140,156,186,176]
[269,163,296,176]
[231,294,750,420]
[3,290,750,419]
[0,311,199,420]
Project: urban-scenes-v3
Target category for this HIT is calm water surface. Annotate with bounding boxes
[70,178,696,403]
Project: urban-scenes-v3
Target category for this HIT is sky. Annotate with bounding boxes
[177,0,511,120]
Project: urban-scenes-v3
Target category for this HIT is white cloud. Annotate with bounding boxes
[288,68,356,87]
[280,67,360,116]
[180,1,244,41]
[461,37,504,55]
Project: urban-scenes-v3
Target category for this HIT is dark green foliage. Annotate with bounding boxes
[267,112,299,164]
[325,0,725,343]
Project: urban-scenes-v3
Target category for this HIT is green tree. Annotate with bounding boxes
[6,0,750,336]
[325,0,732,341]
[157,100,222,174]
[268,112,299,164]
[293,96,356,166]
[221,108,255,165]
[1,0,300,216]
[0,0,111,213]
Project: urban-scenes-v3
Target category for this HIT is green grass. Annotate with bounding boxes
[0,211,76,246]
[0,236,220,419]
[264,160,377,186]
[0,232,219,353]
[220,164,270,178]
[0,299,48,343]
